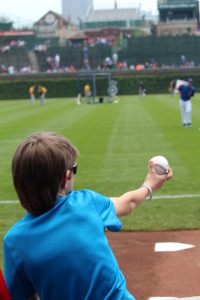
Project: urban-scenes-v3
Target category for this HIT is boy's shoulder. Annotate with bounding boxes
[3,215,28,242]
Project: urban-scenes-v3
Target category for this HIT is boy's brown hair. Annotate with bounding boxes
[12,132,79,216]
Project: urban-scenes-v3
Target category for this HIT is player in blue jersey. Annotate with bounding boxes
[3,132,172,300]
[179,78,195,127]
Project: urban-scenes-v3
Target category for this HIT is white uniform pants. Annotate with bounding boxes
[179,99,191,125]
[40,95,45,106]
[85,92,91,104]
[30,95,35,106]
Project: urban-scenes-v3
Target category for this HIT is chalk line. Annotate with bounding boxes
[0,194,200,204]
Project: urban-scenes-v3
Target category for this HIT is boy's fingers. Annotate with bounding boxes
[148,160,155,169]
[166,167,173,180]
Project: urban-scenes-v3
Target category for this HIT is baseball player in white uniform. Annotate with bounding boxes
[178,78,195,127]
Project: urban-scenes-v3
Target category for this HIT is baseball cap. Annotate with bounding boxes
[188,77,193,83]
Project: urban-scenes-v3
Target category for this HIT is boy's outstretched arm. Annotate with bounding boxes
[110,160,173,218]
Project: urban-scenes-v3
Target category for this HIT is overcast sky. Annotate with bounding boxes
[0,0,158,27]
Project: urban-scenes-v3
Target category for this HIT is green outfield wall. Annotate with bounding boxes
[0,68,199,100]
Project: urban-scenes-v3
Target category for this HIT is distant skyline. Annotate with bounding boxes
[0,0,158,28]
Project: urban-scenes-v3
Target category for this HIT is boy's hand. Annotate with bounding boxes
[144,160,173,192]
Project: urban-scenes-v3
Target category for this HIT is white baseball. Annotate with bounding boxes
[151,156,169,175]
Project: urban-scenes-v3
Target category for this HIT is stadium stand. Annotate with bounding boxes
[0,47,31,73]
[35,46,82,72]
[34,45,112,72]
[1,35,200,73]
[117,35,200,67]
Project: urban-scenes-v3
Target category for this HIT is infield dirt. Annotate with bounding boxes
[106,230,200,300]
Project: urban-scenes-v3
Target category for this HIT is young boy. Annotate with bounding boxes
[3,132,172,300]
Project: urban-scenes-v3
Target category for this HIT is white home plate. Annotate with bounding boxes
[155,242,195,252]
[149,297,178,300]
[149,297,200,299]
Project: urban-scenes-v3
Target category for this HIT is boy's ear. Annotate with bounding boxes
[66,170,71,180]
[61,170,71,187]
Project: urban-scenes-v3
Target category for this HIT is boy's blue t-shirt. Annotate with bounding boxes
[3,189,135,300]
[179,84,195,101]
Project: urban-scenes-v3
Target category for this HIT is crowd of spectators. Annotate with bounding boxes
[1,40,26,54]
[34,44,47,52]
[0,59,197,75]
[1,64,37,74]
[87,37,115,47]
[0,38,198,75]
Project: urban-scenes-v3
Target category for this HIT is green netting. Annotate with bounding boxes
[118,35,200,66]
[0,22,12,31]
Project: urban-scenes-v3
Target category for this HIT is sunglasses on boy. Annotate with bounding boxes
[69,162,77,175]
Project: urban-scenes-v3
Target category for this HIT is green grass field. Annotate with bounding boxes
[1,94,200,266]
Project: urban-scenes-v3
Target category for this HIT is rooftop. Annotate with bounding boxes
[158,0,196,4]
[86,8,140,22]
[158,0,197,10]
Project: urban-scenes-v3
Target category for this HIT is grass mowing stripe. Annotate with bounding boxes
[92,96,152,194]
[97,96,175,195]
[0,99,75,137]
[71,102,123,191]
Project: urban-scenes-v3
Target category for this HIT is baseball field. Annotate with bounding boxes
[0,94,200,298]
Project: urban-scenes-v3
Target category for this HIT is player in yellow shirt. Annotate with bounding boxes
[38,85,47,106]
[29,85,36,106]
[84,83,91,104]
